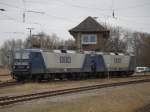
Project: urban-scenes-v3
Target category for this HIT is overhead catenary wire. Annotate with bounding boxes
[117,15,150,18]
[52,0,150,15]
[2,0,106,23]
[117,17,150,26]
[0,12,22,23]
[24,8,77,23]
[26,10,45,14]
[0,0,150,34]
[20,0,78,23]
[106,17,150,33]
[0,0,150,22]
[44,13,77,23]
[31,0,150,12]
[114,1,150,11]
[21,1,76,23]
[0,10,76,26]
[0,1,21,9]
[53,0,111,17]
[47,0,111,12]
[0,0,150,15]
[2,32,25,34]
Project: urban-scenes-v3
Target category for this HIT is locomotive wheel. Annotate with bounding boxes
[71,74,78,80]
[50,74,55,80]
[16,76,24,82]
[66,74,72,80]
[36,75,42,82]
[58,74,66,80]
[46,74,51,81]
[101,72,107,78]
[31,74,37,82]
[80,73,86,80]
[16,77,21,82]
[95,72,101,78]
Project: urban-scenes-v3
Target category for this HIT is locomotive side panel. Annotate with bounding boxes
[103,55,130,71]
[41,52,86,73]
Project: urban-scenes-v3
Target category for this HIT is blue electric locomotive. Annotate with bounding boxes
[11,49,135,81]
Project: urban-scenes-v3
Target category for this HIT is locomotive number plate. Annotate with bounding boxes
[114,58,121,63]
[60,56,71,63]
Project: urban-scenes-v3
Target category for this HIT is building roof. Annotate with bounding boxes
[69,16,109,34]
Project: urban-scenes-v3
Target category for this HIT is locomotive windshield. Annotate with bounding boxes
[14,51,30,59]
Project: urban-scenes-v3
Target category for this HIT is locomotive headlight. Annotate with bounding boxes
[26,65,30,69]
[13,66,16,69]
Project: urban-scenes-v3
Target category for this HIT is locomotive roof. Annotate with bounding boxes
[13,48,133,56]
[14,48,42,52]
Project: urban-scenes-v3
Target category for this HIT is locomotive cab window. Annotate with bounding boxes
[14,51,29,59]
[14,52,21,59]
[22,52,29,59]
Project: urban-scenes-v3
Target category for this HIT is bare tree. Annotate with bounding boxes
[104,26,127,53]
[137,33,150,66]
[0,39,23,67]
[24,32,60,49]
[64,39,76,50]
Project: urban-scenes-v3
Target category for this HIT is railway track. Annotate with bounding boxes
[0,80,21,89]
[0,74,9,76]
[0,78,150,107]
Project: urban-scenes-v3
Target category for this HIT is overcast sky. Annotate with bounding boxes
[0,0,150,46]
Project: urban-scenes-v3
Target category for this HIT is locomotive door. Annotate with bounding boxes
[90,55,97,72]
[31,52,45,74]
[83,54,103,72]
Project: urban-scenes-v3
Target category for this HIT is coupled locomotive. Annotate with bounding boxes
[11,49,135,81]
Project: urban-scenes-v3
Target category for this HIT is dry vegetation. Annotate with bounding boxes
[0,76,11,82]
[0,81,150,112]
[0,68,10,75]
[0,68,11,82]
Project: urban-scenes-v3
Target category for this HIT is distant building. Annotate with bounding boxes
[69,16,109,51]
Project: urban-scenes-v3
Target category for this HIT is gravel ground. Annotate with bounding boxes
[136,104,150,112]
[0,82,150,112]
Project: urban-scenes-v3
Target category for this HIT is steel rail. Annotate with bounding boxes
[0,81,20,88]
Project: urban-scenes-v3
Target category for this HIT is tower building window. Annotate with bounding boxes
[81,34,97,44]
